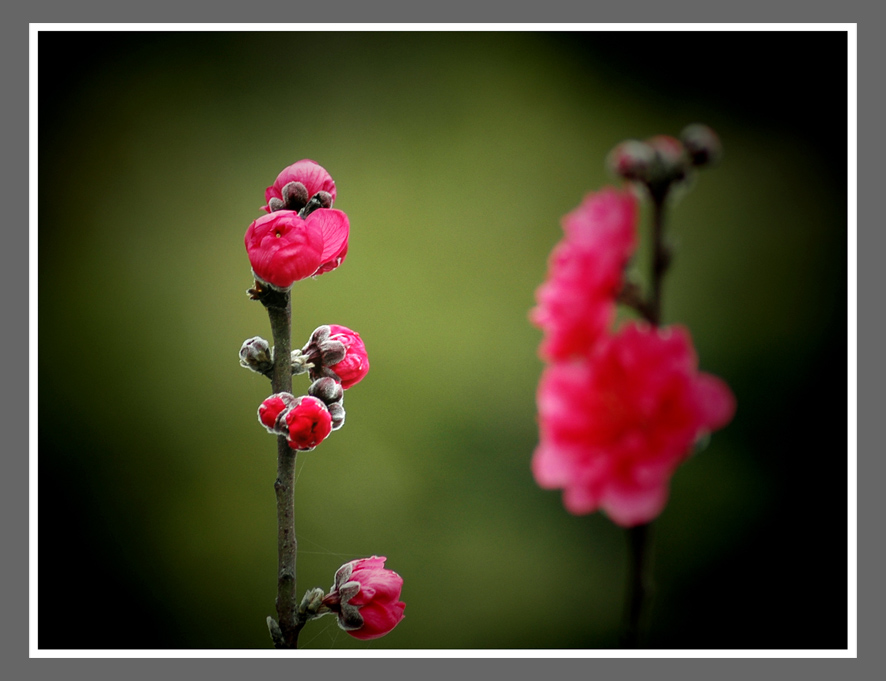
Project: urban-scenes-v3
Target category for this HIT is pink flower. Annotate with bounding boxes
[257,393,296,434]
[324,325,370,389]
[531,188,638,362]
[296,324,370,390]
[532,321,735,527]
[322,556,405,641]
[244,209,349,290]
[262,159,337,213]
[283,396,333,451]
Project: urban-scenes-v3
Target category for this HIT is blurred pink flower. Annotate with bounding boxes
[283,396,332,451]
[531,187,638,361]
[532,321,735,527]
[323,556,405,640]
[262,159,337,213]
[244,208,349,289]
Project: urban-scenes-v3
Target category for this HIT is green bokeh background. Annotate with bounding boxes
[38,31,848,649]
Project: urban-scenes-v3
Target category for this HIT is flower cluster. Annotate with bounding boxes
[241,160,404,646]
[258,391,334,451]
[244,322,367,451]
[606,125,722,195]
[531,130,734,527]
[240,162,369,452]
[245,160,349,290]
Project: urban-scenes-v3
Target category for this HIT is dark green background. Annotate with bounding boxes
[38,31,848,649]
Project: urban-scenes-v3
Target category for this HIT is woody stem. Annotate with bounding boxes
[265,293,303,649]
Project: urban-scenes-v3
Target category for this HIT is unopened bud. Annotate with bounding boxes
[300,191,335,218]
[267,617,284,648]
[298,587,328,622]
[327,401,346,431]
[309,377,344,406]
[646,135,689,183]
[240,337,274,376]
[281,181,309,211]
[607,139,656,182]
[680,123,722,167]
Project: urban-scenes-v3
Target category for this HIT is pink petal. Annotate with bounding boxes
[308,208,350,274]
[600,481,670,528]
[695,373,736,431]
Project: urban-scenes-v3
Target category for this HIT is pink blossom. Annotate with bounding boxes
[531,188,638,362]
[262,159,337,213]
[323,556,405,640]
[532,321,735,527]
[244,208,349,289]
[257,393,296,434]
[325,325,370,389]
[296,324,370,390]
[283,396,332,451]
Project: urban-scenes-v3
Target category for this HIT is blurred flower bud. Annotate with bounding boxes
[606,139,656,182]
[646,134,689,184]
[680,123,722,167]
[239,336,274,376]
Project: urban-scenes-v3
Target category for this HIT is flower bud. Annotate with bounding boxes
[646,134,689,183]
[283,396,333,451]
[327,401,346,431]
[282,181,310,211]
[606,139,656,182]
[239,336,274,376]
[299,324,370,389]
[680,123,722,168]
[300,190,334,219]
[309,377,344,406]
[262,159,337,214]
[257,393,297,434]
[321,556,405,641]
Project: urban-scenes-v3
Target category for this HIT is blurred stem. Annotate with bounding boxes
[622,523,652,648]
[648,189,669,326]
[621,186,669,648]
[264,292,303,649]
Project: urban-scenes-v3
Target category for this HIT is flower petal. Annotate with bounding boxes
[308,208,350,275]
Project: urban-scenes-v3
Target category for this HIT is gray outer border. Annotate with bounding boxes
[16,3,867,680]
